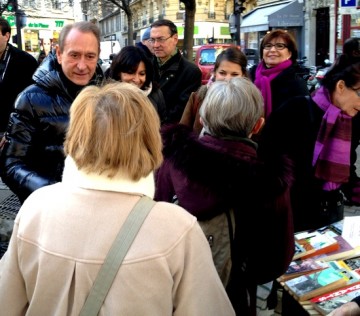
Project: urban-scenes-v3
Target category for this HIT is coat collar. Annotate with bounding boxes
[62,156,155,198]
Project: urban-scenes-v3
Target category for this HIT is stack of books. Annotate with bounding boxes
[279,217,360,314]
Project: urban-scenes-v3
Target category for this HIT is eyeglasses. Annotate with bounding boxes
[351,87,360,97]
[148,36,172,44]
[263,43,288,50]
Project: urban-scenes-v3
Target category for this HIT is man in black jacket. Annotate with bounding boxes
[150,19,202,124]
[0,21,104,203]
[0,17,38,142]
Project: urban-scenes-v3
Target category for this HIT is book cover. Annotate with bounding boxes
[279,259,328,282]
[294,231,339,260]
[316,235,360,262]
[310,282,360,315]
[284,266,349,301]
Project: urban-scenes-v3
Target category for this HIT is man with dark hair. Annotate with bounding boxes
[0,17,38,142]
[0,21,104,203]
[150,19,201,123]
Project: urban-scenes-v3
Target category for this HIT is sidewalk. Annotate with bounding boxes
[0,180,21,257]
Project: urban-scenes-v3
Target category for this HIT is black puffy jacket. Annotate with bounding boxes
[0,53,104,203]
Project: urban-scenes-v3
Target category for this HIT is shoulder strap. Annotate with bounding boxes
[79,196,156,316]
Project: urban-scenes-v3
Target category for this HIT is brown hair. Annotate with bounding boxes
[58,21,100,53]
[260,30,298,63]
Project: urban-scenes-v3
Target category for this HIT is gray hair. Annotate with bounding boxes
[199,77,264,137]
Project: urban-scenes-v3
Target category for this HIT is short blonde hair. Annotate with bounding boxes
[199,77,264,137]
[64,82,163,181]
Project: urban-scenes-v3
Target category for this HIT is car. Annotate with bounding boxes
[194,44,241,85]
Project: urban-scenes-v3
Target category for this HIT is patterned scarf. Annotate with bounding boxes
[312,86,352,190]
[254,59,292,119]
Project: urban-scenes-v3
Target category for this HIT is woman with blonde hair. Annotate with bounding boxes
[0,82,234,316]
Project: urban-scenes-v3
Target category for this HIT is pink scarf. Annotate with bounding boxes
[312,87,352,190]
[254,60,292,119]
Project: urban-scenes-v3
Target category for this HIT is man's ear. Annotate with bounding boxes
[252,117,265,135]
[55,45,61,63]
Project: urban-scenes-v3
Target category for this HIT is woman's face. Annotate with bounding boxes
[262,37,292,68]
[119,61,146,89]
[214,60,244,81]
[333,80,360,117]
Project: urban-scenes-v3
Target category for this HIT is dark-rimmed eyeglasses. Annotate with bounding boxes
[148,36,172,44]
[263,43,288,50]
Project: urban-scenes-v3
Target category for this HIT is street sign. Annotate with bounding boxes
[340,0,356,8]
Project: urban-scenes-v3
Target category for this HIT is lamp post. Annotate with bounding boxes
[233,0,246,46]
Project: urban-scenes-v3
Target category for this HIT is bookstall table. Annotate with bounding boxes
[279,281,322,316]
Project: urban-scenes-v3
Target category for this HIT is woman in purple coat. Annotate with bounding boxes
[155,77,295,316]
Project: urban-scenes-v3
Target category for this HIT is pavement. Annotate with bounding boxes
[0,180,21,257]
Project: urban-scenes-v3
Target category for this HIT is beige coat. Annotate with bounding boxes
[0,157,234,316]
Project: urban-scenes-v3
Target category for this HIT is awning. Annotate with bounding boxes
[241,0,303,33]
[268,0,304,28]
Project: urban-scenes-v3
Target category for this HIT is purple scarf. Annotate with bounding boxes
[312,86,352,190]
[254,59,292,119]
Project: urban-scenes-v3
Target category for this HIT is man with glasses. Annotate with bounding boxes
[0,17,38,148]
[149,19,201,124]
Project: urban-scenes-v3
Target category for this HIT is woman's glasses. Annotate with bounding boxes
[263,43,288,50]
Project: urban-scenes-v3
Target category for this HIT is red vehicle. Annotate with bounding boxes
[194,44,241,85]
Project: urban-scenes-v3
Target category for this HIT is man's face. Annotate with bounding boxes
[142,39,154,55]
[150,26,178,61]
[56,28,99,86]
[0,30,10,55]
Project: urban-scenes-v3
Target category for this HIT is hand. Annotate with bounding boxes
[327,302,360,315]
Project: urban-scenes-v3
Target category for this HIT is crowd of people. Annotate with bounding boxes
[0,15,360,316]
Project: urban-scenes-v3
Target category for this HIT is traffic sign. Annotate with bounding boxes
[340,0,356,8]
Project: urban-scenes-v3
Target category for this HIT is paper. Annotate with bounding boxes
[342,216,360,248]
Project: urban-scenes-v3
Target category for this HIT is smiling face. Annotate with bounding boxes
[262,36,292,68]
[56,28,99,86]
[214,60,244,81]
[119,61,146,89]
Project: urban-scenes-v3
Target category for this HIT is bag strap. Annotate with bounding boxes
[79,196,156,316]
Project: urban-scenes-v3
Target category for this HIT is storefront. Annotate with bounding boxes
[240,0,304,56]
[3,15,74,58]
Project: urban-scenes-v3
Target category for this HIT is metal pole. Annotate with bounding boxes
[236,12,240,46]
[15,7,22,50]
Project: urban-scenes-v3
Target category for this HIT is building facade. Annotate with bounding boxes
[2,0,75,59]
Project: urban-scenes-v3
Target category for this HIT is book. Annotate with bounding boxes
[278,259,329,282]
[310,282,360,315]
[284,266,350,301]
[317,235,360,262]
[327,259,360,283]
[293,231,339,260]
